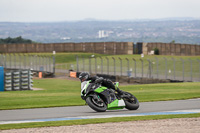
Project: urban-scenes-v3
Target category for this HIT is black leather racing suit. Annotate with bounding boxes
[87,76,118,91]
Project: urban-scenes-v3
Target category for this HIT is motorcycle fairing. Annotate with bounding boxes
[107,99,125,110]
[94,86,107,93]
[94,86,125,109]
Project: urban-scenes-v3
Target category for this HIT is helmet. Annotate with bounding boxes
[79,72,90,82]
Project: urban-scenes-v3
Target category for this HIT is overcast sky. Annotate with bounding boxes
[0,0,200,22]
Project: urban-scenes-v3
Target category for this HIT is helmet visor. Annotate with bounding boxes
[80,78,86,82]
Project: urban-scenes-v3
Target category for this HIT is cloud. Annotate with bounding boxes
[0,0,199,22]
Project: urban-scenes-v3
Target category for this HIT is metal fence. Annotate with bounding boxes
[0,54,55,73]
[76,56,200,82]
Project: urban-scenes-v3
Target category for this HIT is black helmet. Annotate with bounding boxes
[79,72,90,82]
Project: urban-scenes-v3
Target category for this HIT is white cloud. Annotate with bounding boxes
[0,0,199,22]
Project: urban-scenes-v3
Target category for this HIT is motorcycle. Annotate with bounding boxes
[81,80,139,112]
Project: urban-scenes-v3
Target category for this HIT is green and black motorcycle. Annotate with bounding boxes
[81,80,139,112]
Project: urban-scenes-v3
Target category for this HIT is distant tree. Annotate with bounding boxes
[0,36,34,44]
[170,40,176,43]
[154,48,159,55]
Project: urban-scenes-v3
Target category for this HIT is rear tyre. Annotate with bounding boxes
[123,92,139,110]
[86,95,107,112]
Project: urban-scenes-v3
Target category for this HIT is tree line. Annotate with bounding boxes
[0,36,34,44]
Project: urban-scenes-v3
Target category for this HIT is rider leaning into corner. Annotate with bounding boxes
[78,72,123,94]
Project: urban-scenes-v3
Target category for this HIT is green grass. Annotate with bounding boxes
[0,78,200,110]
[0,113,199,130]
[0,79,84,110]
[31,52,109,70]
[25,52,108,64]
[121,82,200,102]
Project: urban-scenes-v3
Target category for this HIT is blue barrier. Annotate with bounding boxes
[0,67,4,91]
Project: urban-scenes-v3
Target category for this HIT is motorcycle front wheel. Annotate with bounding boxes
[86,95,107,112]
[123,92,139,110]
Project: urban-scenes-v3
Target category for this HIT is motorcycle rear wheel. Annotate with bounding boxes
[123,92,139,110]
[86,95,107,112]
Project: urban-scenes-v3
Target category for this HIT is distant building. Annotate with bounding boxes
[98,30,108,38]
[60,37,71,40]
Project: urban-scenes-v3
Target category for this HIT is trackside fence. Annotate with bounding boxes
[0,54,55,74]
[76,56,200,82]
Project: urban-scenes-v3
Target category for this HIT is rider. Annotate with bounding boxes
[78,72,123,94]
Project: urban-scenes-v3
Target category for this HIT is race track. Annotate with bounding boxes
[0,99,200,124]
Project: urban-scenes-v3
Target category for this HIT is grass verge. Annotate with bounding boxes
[0,113,199,130]
[0,79,200,110]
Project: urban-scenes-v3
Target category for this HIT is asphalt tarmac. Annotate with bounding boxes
[0,99,200,122]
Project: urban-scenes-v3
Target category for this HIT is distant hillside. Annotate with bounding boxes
[0,36,34,44]
[0,20,200,44]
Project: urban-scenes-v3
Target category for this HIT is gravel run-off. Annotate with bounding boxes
[1,117,200,133]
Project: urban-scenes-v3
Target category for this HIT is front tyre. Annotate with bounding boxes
[123,92,139,110]
[86,95,107,112]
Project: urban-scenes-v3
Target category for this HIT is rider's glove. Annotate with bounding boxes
[95,77,104,84]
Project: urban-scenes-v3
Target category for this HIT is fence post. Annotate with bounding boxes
[36,55,38,71]
[49,56,51,72]
[14,53,16,69]
[171,57,176,80]
[27,54,30,69]
[0,54,3,66]
[24,54,26,69]
[0,54,2,66]
[99,57,103,74]
[155,57,159,79]
[1,54,3,66]
[95,57,97,74]
[89,57,91,74]
[0,54,1,66]
[13,53,15,69]
[53,55,55,74]
[106,57,109,75]
[40,55,43,71]
[18,54,21,69]
[43,55,46,72]
[125,58,129,77]
[197,59,200,81]
[76,55,79,72]
[45,55,48,72]
[189,59,193,81]
[44,55,46,71]
[180,58,184,81]
[140,58,143,78]
[3,54,5,67]
[32,55,35,71]
[118,57,122,76]
[163,57,168,79]
[43,55,45,71]
[132,58,136,78]
[4,54,7,68]
[9,54,11,68]
[3,54,6,67]
[82,56,85,72]
[147,59,152,78]
[112,57,116,76]
[42,55,44,72]
[40,55,42,71]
